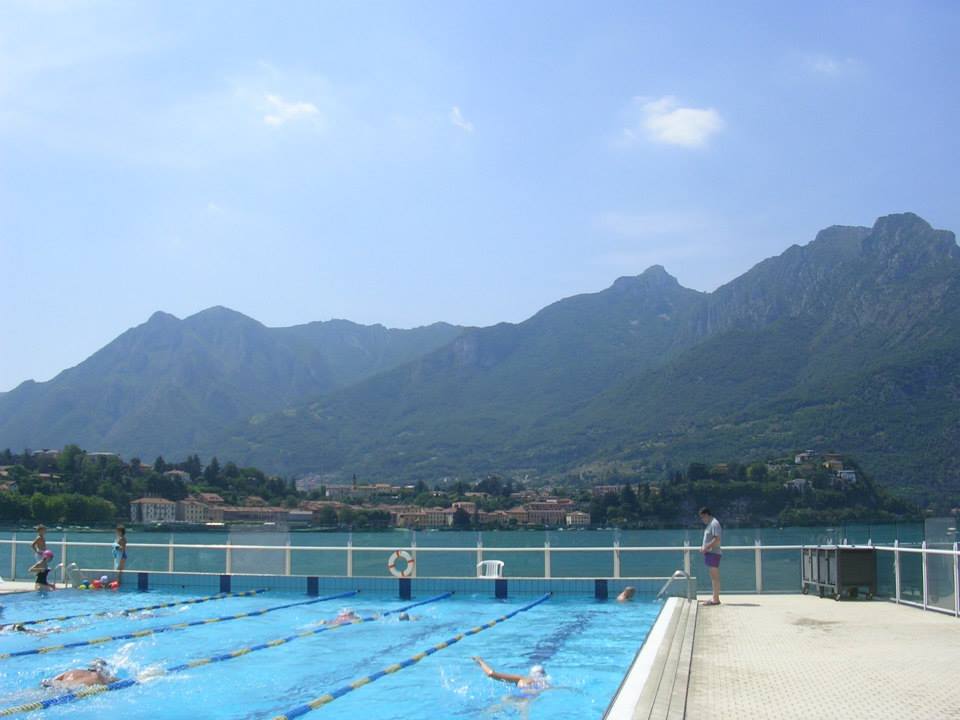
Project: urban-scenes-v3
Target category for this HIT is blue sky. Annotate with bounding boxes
[2,1,958,391]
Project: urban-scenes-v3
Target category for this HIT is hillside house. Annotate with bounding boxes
[163,470,191,483]
[836,470,858,485]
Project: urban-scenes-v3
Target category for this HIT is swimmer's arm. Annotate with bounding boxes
[473,657,523,684]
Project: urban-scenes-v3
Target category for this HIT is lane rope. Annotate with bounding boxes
[0,592,454,718]
[0,590,357,661]
[272,593,552,720]
[1,588,268,629]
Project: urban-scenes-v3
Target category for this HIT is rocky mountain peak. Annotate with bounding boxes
[863,212,960,273]
[612,265,681,293]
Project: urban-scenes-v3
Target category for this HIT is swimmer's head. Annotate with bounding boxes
[13,623,26,632]
[398,612,410,621]
[41,550,53,559]
[87,659,110,674]
[529,664,545,679]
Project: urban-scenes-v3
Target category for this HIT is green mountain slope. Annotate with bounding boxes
[219,213,960,494]
[0,308,461,459]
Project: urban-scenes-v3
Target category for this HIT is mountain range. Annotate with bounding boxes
[2,212,958,498]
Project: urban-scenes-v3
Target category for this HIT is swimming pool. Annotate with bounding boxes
[0,589,661,719]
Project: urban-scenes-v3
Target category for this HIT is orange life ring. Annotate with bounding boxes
[387,549,415,578]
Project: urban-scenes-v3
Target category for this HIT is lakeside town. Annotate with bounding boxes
[0,445,920,530]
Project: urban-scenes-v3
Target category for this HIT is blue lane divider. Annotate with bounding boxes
[0,592,453,718]
[272,593,552,719]
[0,588,268,630]
[0,590,358,661]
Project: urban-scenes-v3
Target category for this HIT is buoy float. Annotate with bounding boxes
[387,549,415,578]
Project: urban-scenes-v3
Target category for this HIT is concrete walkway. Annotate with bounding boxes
[687,594,960,720]
[0,580,36,594]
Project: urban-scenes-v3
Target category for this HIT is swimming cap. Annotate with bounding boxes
[530,665,545,678]
[41,550,53,559]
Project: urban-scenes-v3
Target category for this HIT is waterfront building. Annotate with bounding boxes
[130,497,177,523]
[175,499,209,523]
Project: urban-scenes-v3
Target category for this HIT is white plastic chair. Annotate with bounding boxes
[476,560,505,578]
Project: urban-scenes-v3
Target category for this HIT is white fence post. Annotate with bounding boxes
[922,541,928,610]
[544,540,551,579]
[10,533,16,580]
[683,540,691,577]
[225,537,232,575]
[613,540,621,579]
[755,539,763,593]
[346,535,353,578]
[894,540,901,604]
[284,539,291,576]
[953,542,959,618]
[60,534,68,585]
[476,534,483,571]
[168,533,175,573]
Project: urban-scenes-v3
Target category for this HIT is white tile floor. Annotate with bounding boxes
[687,594,960,719]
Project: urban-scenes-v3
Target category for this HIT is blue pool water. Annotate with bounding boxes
[0,589,661,719]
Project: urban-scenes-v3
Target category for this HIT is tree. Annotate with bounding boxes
[203,457,221,484]
[182,454,203,480]
[452,507,472,529]
[153,456,168,473]
[620,484,639,522]
[58,444,85,474]
[316,506,338,526]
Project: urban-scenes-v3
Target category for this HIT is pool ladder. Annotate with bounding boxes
[657,570,694,600]
[53,562,84,587]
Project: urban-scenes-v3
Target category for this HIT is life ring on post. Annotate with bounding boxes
[387,549,415,578]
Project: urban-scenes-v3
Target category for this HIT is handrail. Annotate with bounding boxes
[0,539,813,552]
[2,538,957,611]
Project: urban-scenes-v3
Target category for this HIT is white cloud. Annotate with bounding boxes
[263,93,320,127]
[449,105,474,133]
[804,54,862,77]
[620,96,723,149]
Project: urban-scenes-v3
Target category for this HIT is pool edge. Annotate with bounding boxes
[603,596,697,719]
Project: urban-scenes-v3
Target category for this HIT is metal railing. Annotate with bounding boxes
[0,535,799,586]
[876,542,960,618]
[2,534,957,616]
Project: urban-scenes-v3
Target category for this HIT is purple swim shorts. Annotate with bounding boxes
[704,552,722,568]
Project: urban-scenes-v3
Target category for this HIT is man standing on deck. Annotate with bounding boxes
[699,507,722,605]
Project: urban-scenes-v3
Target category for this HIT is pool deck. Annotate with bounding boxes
[686,594,960,719]
[0,580,35,594]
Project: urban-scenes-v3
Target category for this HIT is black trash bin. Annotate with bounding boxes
[801,545,876,600]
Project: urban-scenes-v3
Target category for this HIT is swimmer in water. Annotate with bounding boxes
[42,660,116,689]
[472,656,549,695]
[616,586,636,602]
[6,622,61,637]
[325,610,361,626]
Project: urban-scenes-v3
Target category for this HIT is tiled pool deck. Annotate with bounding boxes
[686,594,960,719]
